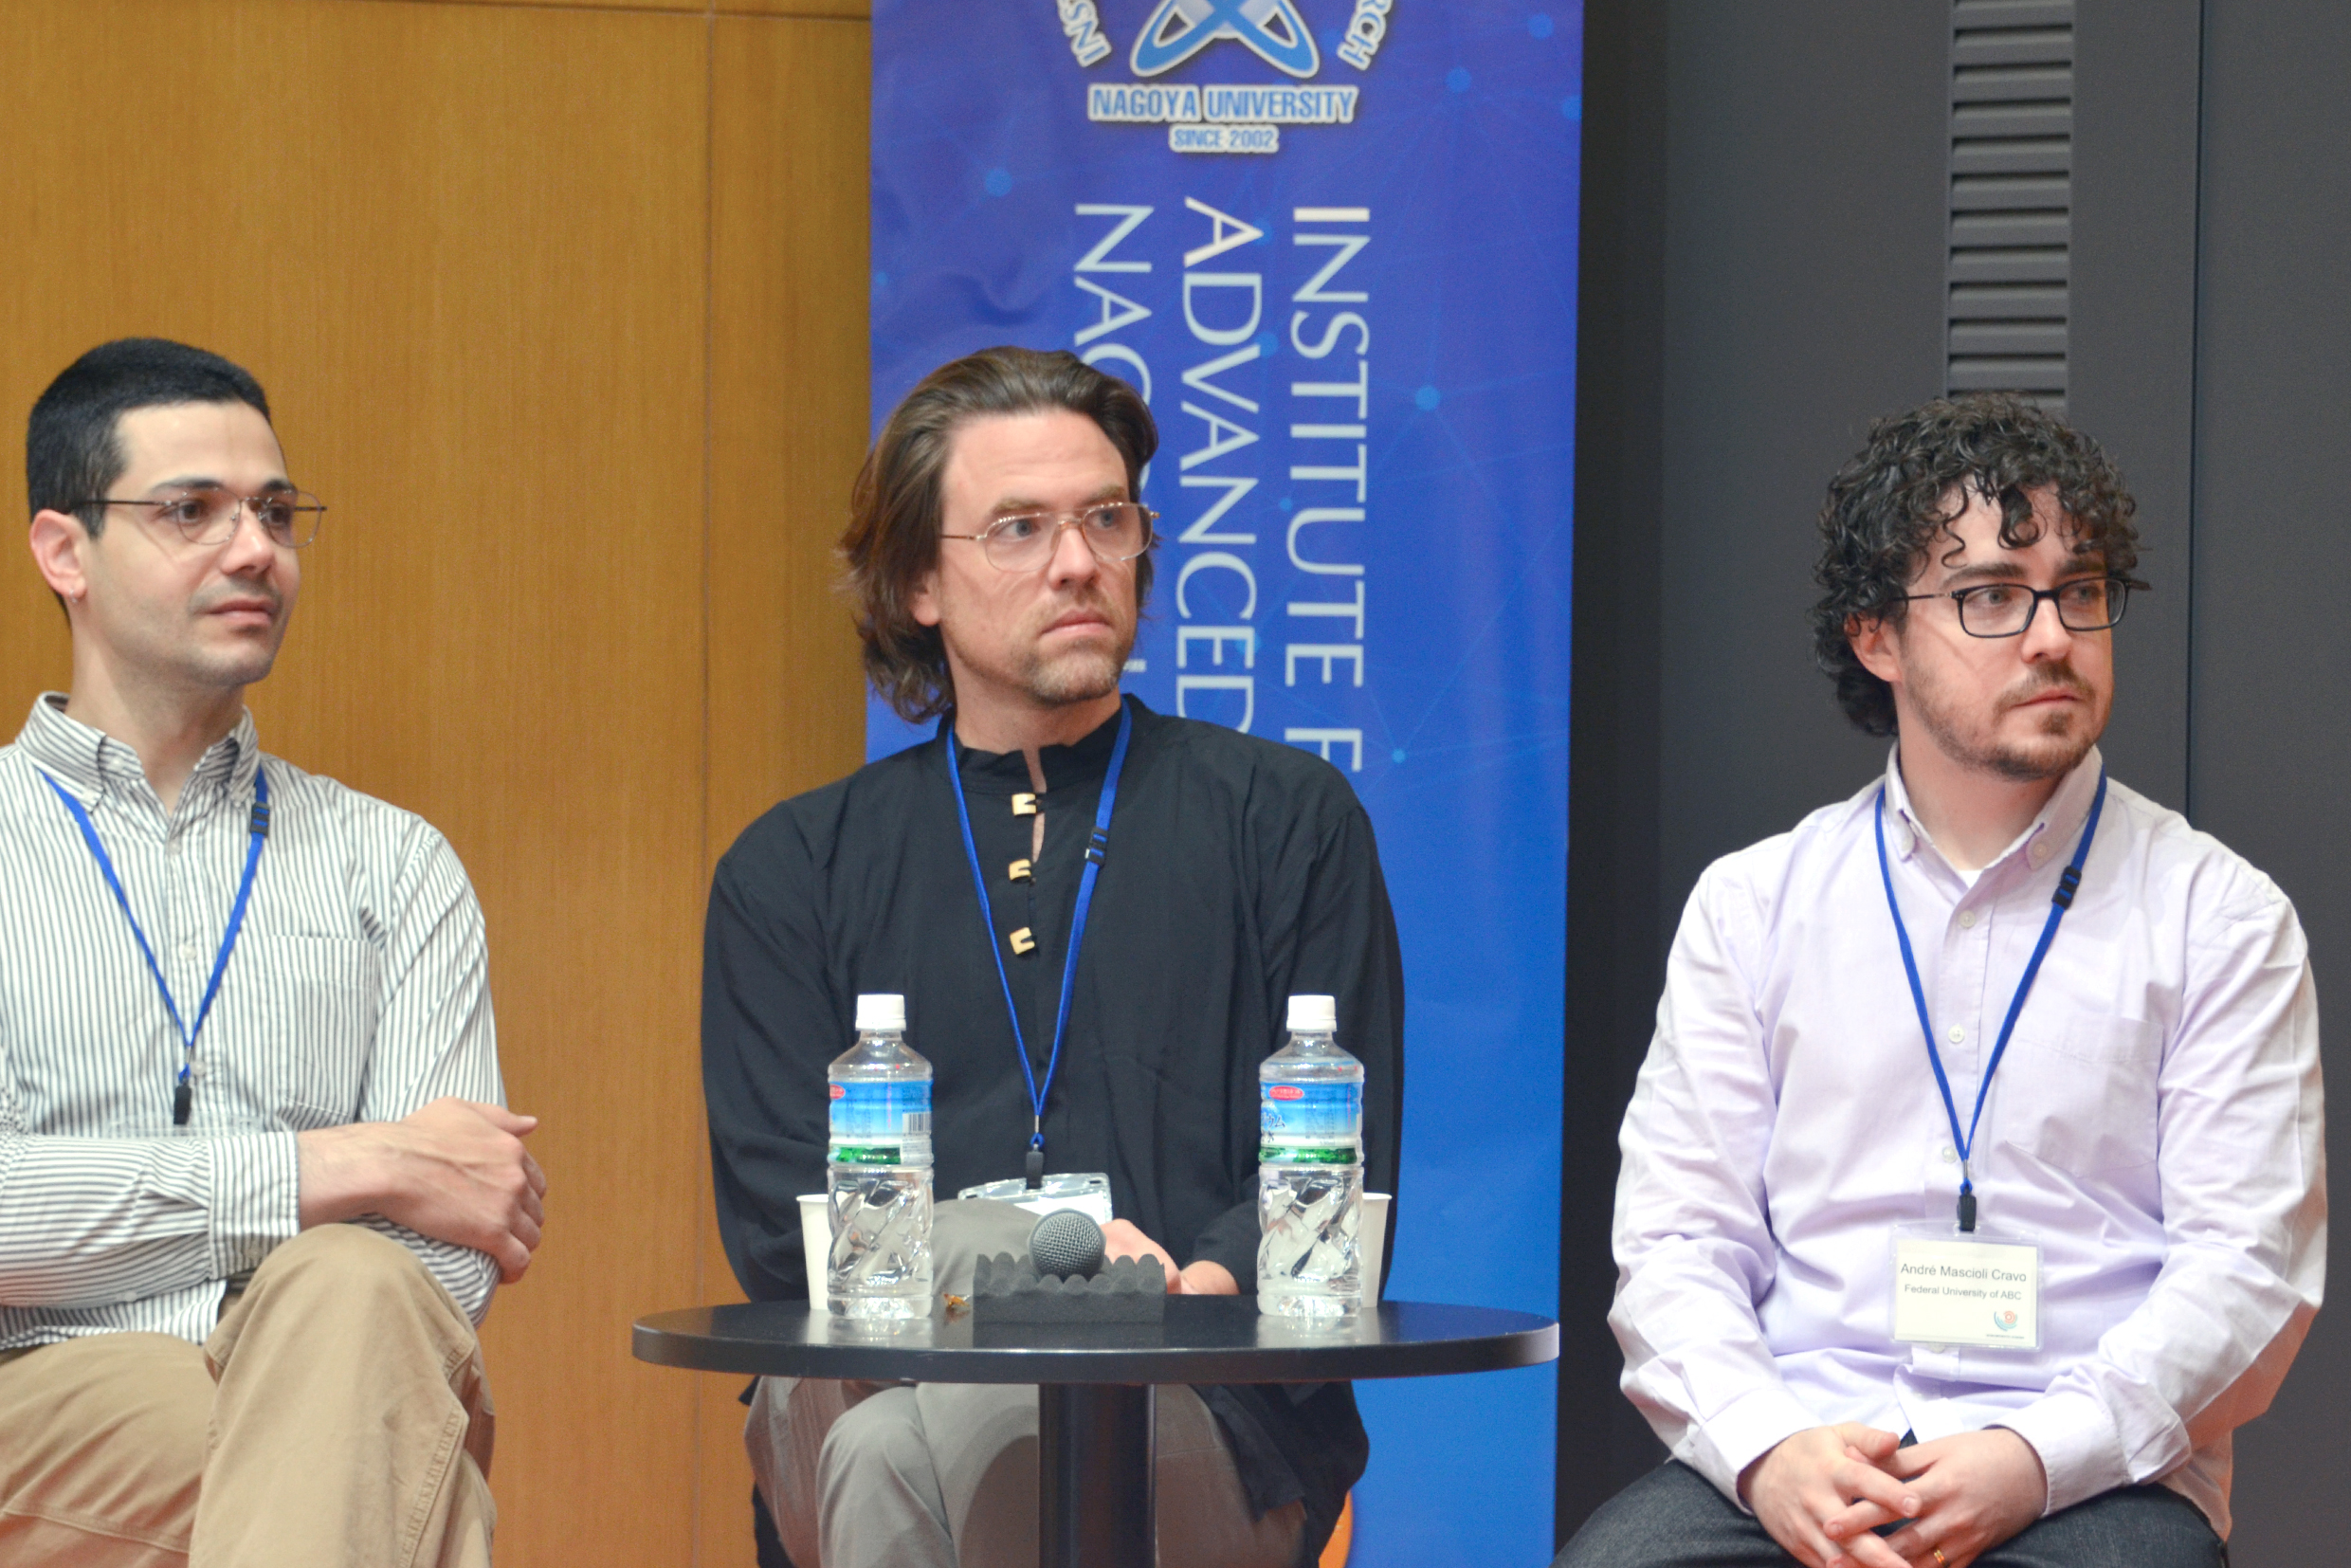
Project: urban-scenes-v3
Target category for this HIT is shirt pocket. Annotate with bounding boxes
[246,934,381,1128]
[1996,1014,2162,1175]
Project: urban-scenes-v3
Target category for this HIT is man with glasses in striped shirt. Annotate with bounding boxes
[0,339,544,1566]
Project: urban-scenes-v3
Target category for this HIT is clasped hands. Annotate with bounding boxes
[297,1098,547,1282]
[1740,1422,2047,1568]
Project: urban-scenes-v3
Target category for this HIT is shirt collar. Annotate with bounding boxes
[16,693,264,806]
[1881,740,2105,878]
[950,702,1126,796]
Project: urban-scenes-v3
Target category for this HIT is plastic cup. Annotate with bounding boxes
[797,1193,829,1304]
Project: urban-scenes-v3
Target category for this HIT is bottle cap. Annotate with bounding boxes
[855,994,906,1032]
[1285,994,1338,1033]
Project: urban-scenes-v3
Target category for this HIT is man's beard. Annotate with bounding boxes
[946,588,1137,709]
[1905,658,2105,783]
[1019,640,1127,705]
[1016,603,1135,705]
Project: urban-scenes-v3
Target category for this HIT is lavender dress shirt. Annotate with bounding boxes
[1612,747,2324,1536]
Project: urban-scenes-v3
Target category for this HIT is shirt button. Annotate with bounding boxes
[1941,1146,1959,1164]
[2029,841,2050,867]
[1958,909,1977,929]
[1947,1024,1966,1045]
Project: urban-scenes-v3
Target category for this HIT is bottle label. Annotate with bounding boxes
[1259,1081,1362,1163]
[829,1080,932,1165]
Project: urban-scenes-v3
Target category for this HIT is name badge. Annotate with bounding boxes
[957,1172,1116,1226]
[1891,1225,2041,1350]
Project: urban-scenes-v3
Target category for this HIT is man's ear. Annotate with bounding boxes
[1847,611,1903,685]
[907,565,942,629]
[28,509,91,607]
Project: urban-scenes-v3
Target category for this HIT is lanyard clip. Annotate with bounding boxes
[249,801,271,838]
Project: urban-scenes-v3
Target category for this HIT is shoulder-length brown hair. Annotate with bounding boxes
[842,346,1158,722]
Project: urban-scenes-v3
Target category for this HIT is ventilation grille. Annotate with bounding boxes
[1946,0,2073,413]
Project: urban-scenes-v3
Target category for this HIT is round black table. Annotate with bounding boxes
[633,1296,1558,1568]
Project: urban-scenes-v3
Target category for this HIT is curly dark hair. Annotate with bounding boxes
[841,346,1157,722]
[1811,392,2142,737]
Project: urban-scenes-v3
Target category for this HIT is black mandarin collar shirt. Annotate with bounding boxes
[950,710,1121,1085]
[702,698,1403,1551]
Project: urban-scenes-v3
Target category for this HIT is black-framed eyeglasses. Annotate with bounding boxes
[1900,574,2141,638]
[940,501,1157,574]
[75,485,326,549]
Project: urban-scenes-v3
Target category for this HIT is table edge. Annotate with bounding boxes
[629,1300,1560,1385]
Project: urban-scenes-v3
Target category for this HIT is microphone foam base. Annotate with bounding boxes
[970,1253,1168,1324]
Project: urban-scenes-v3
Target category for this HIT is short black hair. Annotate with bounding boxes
[1811,392,2142,737]
[27,338,272,539]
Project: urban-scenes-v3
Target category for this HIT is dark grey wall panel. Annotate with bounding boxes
[2067,0,2199,811]
[1560,1,1951,1543]
[2188,2,2350,1559]
[1655,0,1947,931]
[1559,0,1670,1541]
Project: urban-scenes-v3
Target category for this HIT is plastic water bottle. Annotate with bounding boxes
[827,994,934,1319]
[1257,994,1365,1319]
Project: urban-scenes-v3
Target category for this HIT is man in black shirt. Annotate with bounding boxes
[702,346,1403,1568]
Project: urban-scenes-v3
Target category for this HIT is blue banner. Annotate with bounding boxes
[871,5,1580,1559]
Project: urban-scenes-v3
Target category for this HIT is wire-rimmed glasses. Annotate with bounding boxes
[76,485,326,549]
[940,501,1157,574]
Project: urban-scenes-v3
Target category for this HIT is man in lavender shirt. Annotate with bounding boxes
[1556,393,2324,1568]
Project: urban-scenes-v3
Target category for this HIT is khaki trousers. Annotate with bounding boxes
[749,1199,1302,1568]
[0,1223,496,1567]
[750,1376,1303,1568]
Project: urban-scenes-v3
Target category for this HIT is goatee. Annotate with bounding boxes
[1913,664,2102,782]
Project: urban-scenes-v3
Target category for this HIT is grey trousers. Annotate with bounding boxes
[746,1199,1303,1568]
[1553,1460,2227,1568]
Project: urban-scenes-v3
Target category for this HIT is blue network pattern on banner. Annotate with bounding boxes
[870,6,1580,1560]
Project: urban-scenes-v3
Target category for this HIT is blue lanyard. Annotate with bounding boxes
[43,767,271,1126]
[1874,769,2105,1231]
[946,700,1132,1183]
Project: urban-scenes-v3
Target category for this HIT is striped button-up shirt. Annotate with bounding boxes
[0,696,502,1349]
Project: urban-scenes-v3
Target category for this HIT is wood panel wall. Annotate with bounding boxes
[0,3,870,1563]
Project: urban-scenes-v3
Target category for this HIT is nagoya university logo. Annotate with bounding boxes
[1056,0,1396,155]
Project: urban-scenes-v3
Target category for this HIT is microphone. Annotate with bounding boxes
[970,1209,1166,1323]
[1028,1209,1107,1280]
